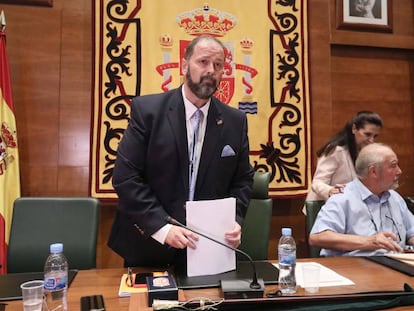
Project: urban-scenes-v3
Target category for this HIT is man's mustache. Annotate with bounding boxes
[200,75,216,84]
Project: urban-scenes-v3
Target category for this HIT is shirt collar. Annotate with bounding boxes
[354,178,390,203]
[182,87,210,121]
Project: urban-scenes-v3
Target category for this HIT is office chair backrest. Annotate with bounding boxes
[404,197,414,215]
[238,171,272,261]
[305,200,325,258]
[8,197,100,273]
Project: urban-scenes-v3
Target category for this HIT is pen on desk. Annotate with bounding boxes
[126,267,133,287]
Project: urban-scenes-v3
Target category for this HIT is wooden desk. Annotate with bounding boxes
[4,257,414,310]
[4,268,131,311]
[130,257,414,311]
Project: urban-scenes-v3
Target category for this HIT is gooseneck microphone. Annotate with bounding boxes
[166,216,264,299]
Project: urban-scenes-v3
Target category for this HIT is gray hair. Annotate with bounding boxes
[355,143,392,178]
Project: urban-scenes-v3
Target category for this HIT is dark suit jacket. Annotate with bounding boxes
[108,86,254,266]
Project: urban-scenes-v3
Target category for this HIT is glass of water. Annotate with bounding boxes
[20,280,45,311]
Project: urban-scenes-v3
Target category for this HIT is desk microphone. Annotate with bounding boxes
[165,216,264,299]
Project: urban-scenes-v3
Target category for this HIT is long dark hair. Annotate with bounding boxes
[316,111,383,164]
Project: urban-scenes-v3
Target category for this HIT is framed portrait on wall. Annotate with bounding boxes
[337,0,392,32]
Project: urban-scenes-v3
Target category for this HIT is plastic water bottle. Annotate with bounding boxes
[278,227,296,294]
[44,243,68,311]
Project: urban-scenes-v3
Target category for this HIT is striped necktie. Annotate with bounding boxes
[189,109,202,201]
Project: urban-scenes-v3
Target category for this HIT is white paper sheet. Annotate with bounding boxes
[186,197,236,277]
[275,262,355,288]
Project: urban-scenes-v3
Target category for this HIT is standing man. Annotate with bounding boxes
[108,35,254,269]
[309,143,414,257]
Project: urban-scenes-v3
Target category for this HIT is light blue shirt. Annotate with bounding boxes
[311,178,414,257]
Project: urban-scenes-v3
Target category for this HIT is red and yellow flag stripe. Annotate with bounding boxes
[0,13,21,274]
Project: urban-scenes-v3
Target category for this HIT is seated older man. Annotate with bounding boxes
[309,143,414,257]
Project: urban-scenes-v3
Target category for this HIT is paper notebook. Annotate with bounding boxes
[118,272,168,297]
[118,274,147,297]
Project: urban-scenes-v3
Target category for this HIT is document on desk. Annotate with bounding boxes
[186,197,236,277]
[294,262,355,287]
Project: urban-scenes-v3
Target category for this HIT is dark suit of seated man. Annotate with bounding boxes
[309,143,414,257]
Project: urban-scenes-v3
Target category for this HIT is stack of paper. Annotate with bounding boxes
[118,274,148,297]
[294,262,355,288]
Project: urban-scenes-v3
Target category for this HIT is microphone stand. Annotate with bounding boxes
[166,216,265,299]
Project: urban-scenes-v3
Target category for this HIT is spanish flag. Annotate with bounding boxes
[0,10,21,274]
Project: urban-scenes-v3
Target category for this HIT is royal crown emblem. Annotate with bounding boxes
[159,33,173,48]
[176,4,237,37]
[240,37,254,51]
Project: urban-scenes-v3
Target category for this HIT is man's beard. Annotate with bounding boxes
[186,69,218,100]
[390,180,400,190]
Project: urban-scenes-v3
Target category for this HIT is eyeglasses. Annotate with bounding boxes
[369,205,402,243]
[125,267,134,287]
[385,215,402,243]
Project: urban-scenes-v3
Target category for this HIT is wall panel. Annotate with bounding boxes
[331,46,414,196]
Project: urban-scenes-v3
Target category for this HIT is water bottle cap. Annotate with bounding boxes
[50,243,63,253]
[281,227,292,236]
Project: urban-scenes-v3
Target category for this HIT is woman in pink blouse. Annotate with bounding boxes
[304,111,383,210]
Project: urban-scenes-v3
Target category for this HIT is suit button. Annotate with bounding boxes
[133,224,145,235]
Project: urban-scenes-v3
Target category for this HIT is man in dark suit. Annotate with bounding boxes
[108,35,254,268]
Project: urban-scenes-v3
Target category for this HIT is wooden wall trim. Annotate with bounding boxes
[331,32,414,50]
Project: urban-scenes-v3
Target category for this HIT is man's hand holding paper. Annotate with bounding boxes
[165,226,198,249]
